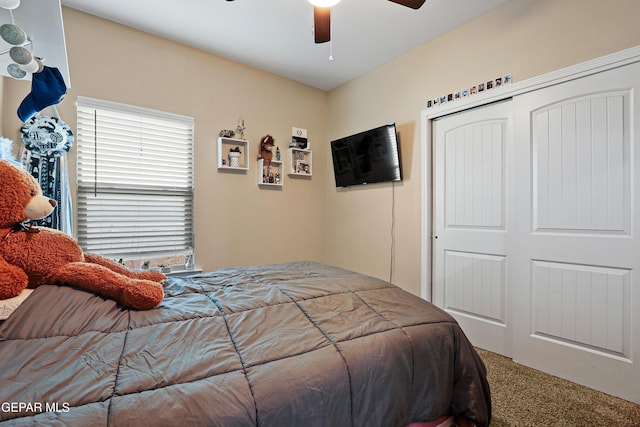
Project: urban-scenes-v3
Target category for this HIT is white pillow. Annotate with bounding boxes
[0,289,33,320]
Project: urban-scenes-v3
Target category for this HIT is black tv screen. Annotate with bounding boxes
[330,123,402,187]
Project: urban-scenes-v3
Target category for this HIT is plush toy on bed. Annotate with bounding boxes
[0,160,165,310]
[257,134,275,165]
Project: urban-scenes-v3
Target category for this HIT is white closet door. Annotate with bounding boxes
[432,101,513,357]
[512,62,640,403]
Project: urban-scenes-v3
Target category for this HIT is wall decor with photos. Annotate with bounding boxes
[288,126,312,177]
[288,148,312,177]
[426,73,512,109]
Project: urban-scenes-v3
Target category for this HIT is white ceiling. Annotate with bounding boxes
[54,0,509,91]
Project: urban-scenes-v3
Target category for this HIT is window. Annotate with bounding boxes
[76,97,194,268]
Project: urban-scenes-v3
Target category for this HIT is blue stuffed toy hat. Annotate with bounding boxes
[17,66,67,123]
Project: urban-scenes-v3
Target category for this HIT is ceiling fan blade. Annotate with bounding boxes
[388,0,426,9]
[314,6,331,44]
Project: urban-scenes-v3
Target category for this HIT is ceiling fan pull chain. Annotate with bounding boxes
[329,8,334,60]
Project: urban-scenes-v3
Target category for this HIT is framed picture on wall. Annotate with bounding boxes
[296,160,310,174]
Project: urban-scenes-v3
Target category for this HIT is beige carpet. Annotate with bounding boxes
[476,348,640,426]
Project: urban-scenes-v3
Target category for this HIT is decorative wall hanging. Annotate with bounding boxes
[426,73,513,109]
[20,114,73,233]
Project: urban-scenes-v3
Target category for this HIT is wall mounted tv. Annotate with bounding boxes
[330,123,402,187]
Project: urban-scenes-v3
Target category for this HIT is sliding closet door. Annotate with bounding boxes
[512,61,640,403]
[432,101,513,357]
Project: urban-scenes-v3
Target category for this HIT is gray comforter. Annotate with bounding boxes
[0,262,490,426]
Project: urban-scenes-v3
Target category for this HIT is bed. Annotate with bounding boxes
[0,261,491,426]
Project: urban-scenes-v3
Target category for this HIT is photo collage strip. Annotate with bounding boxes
[426,73,512,109]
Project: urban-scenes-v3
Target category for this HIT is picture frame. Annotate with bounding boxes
[296,160,310,174]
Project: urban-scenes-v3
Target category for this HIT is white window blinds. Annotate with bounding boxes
[76,96,194,260]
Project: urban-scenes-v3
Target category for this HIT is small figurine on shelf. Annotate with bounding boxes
[184,254,194,270]
[235,117,245,140]
[219,129,235,138]
[275,172,281,184]
[276,146,281,161]
[258,134,275,165]
[228,147,242,168]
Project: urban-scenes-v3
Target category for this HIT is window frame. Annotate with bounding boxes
[75,96,195,267]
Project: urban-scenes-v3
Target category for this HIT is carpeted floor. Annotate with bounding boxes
[475,348,640,426]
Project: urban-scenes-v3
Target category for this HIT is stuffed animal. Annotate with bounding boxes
[0,160,165,310]
[257,134,275,165]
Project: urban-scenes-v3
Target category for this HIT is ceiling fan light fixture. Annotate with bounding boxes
[307,0,341,7]
[0,0,20,10]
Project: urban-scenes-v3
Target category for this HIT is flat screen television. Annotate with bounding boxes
[330,123,402,187]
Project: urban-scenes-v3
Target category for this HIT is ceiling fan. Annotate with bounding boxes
[311,0,426,43]
[225,1,427,44]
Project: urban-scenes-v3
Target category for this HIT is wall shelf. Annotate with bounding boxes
[258,159,283,187]
[217,137,249,171]
[287,148,312,177]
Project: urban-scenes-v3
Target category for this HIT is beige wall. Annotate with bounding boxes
[2,1,640,297]
[325,0,640,296]
[1,8,329,273]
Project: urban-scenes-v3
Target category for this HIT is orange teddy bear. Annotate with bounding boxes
[0,160,165,310]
